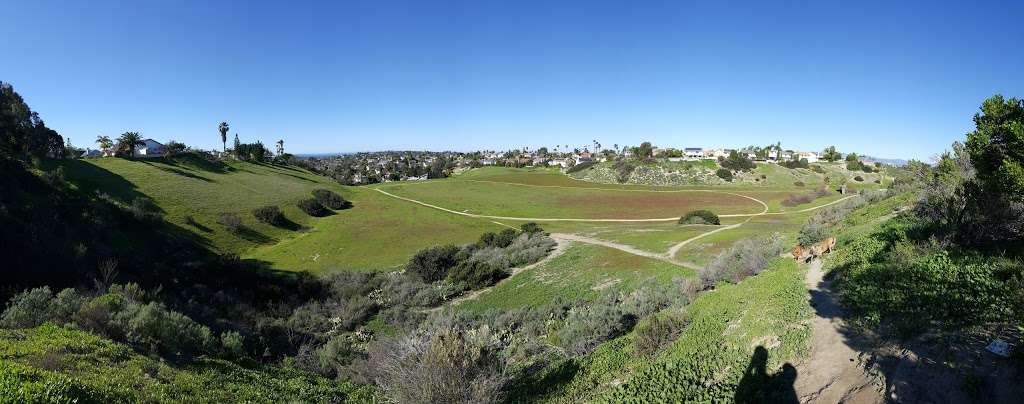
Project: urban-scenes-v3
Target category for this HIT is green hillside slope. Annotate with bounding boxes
[0,324,369,403]
[51,155,501,272]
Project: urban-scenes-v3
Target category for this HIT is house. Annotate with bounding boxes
[798,151,819,164]
[481,158,496,166]
[709,149,730,159]
[109,139,165,157]
[80,148,102,158]
[767,150,779,161]
[575,152,593,165]
[684,148,704,159]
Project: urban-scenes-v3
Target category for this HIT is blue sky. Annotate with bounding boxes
[3,0,1022,160]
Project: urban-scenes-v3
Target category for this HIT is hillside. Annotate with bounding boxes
[568,159,889,189]
[50,154,502,271]
[0,324,369,403]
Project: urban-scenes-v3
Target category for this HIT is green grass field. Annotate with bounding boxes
[457,243,691,313]
[52,155,503,272]
[376,180,764,219]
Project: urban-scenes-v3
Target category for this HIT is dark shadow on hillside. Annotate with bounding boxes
[53,158,148,205]
[231,225,276,244]
[270,216,305,232]
[163,153,235,173]
[141,160,214,182]
[735,346,798,404]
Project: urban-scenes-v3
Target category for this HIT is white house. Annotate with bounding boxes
[481,158,496,166]
[684,148,704,159]
[80,148,102,158]
[135,139,165,157]
[767,150,779,161]
[798,151,819,164]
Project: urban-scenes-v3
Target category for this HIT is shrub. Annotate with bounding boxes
[312,189,351,210]
[861,164,874,173]
[297,198,329,217]
[220,331,245,358]
[846,160,863,171]
[811,165,826,174]
[633,310,690,356]
[557,296,637,356]
[0,287,55,328]
[716,168,733,181]
[793,181,805,187]
[478,229,518,248]
[447,260,506,289]
[406,245,461,282]
[613,160,635,183]
[781,159,809,169]
[252,205,284,226]
[217,212,243,232]
[781,194,814,207]
[366,325,506,404]
[854,175,864,182]
[315,335,357,377]
[679,210,720,225]
[119,301,216,359]
[519,222,544,235]
[700,234,784,287]
[566,160,596,174]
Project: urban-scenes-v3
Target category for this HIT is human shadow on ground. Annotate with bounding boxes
[734,346,798,404]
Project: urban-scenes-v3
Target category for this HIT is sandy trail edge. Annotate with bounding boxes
[794,259,885,404]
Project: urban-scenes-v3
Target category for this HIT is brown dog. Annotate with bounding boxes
[793,237,836,262]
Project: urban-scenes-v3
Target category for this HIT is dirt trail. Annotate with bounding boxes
[795,259,885,404]
[550,233,700,270]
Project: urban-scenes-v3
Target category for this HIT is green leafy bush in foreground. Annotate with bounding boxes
[0,324,371,403]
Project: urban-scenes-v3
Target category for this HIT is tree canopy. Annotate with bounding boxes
[965,94,1024,202]
[0,82,65,159]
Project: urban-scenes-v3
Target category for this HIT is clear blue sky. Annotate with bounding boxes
[3,0,1022,160]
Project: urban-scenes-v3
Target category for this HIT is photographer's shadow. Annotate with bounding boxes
[735,346,798,404]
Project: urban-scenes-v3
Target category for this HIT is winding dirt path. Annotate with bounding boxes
[549,233,700,270]
[794,259,885,404]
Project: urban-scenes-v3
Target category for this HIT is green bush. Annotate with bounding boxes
[854,175,864,182]
[297,198,329,217]
[406,245,461,282]
[447,260,506,289]
[793,181,805,187]
[715,168,733,182]
[252,205,284,226]
[312,189,351,210]
[220,331,245,359]
[678,210,720,225]
[633,310,689,356]
[0,287,55,328]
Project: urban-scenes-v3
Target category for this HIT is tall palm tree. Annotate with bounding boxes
[117,131,144,158]
[95,135,113,152]
[218,122,229,152]
[276,139,284,156]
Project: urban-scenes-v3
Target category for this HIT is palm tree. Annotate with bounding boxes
[95,135,113,152]
[117,131,144,158]
[276,139,284,156]
[218,122,229,152]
